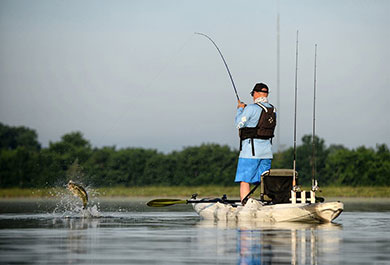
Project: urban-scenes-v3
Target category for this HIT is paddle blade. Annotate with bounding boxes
[146,199,187,207]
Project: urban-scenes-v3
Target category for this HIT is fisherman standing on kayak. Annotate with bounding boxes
[235,83,276,203]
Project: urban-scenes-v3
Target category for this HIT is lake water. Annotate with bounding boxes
[1,197,390,264]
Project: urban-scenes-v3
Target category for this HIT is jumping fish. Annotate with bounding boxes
[67,180,88,209]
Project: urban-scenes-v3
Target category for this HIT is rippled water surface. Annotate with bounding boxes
[1,198,390,264]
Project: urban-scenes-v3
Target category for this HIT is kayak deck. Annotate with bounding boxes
[192,198,343,223]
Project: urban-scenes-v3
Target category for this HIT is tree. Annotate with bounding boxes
[107,148,159,186]
[48,131,92,165]
[323,144,390,186]
[273,135,329,186]
[39,132,93,186]
[0,123,41,151]
[83,146,116,187]
[0,147,40,187]
[143,153,176,186]
[1,122,389,188]
[173,144,238,186]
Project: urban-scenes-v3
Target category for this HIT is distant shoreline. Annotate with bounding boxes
[1,186,389,198]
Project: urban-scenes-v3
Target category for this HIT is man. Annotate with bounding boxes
[235,83,276,203]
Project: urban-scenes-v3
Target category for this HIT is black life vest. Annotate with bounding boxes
[239,103,276,156]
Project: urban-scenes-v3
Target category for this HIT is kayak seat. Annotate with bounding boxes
[260,169,297,204]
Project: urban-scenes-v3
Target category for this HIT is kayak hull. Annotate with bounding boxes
[192,198,343,223]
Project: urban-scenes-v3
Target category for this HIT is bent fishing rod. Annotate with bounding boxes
[194,32,241,102]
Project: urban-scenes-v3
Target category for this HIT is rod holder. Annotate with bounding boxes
[291,190,297,204]
[310,190,316,203]
[301,190,306,204]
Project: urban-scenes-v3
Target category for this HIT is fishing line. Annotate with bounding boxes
[144,34,195,92]
[194,32,241,102]
[97,34,194,147]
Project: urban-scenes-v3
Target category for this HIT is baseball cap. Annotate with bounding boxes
[250,83,269,96]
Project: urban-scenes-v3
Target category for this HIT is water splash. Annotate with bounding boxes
[48,186,101,218]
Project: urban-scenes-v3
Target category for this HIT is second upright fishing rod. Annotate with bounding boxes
[293,30,299,190]
[312,44,318,191]
[195,32,241,102]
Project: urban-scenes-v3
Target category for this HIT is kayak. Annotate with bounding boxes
[146,169,344,223]
[192,198,343,223]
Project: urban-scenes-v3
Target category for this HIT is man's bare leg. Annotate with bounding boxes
[240,182,250,202]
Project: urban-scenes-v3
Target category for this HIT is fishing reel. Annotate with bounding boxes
[292,185,301,192]
[311,180,320,192]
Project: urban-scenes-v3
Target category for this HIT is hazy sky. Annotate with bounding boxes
[0,0,389,152]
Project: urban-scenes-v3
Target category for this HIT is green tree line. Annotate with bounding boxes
[1,122,389,188]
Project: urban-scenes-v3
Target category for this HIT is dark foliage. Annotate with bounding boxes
[0,123,389,187]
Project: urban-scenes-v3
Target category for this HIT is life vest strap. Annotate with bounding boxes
[238,102,276,157]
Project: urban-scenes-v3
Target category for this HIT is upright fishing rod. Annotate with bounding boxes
[312,44,318,190]
[293,31,299,188]
[194,32,241,102]
[276,9,281,152]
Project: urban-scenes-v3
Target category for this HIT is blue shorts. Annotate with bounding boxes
[234,158,272,184]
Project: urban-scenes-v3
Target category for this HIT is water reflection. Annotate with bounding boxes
[54,218,100,257]
[52,216,100,230]
[198,220,342,265]
[2,199,390,265]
